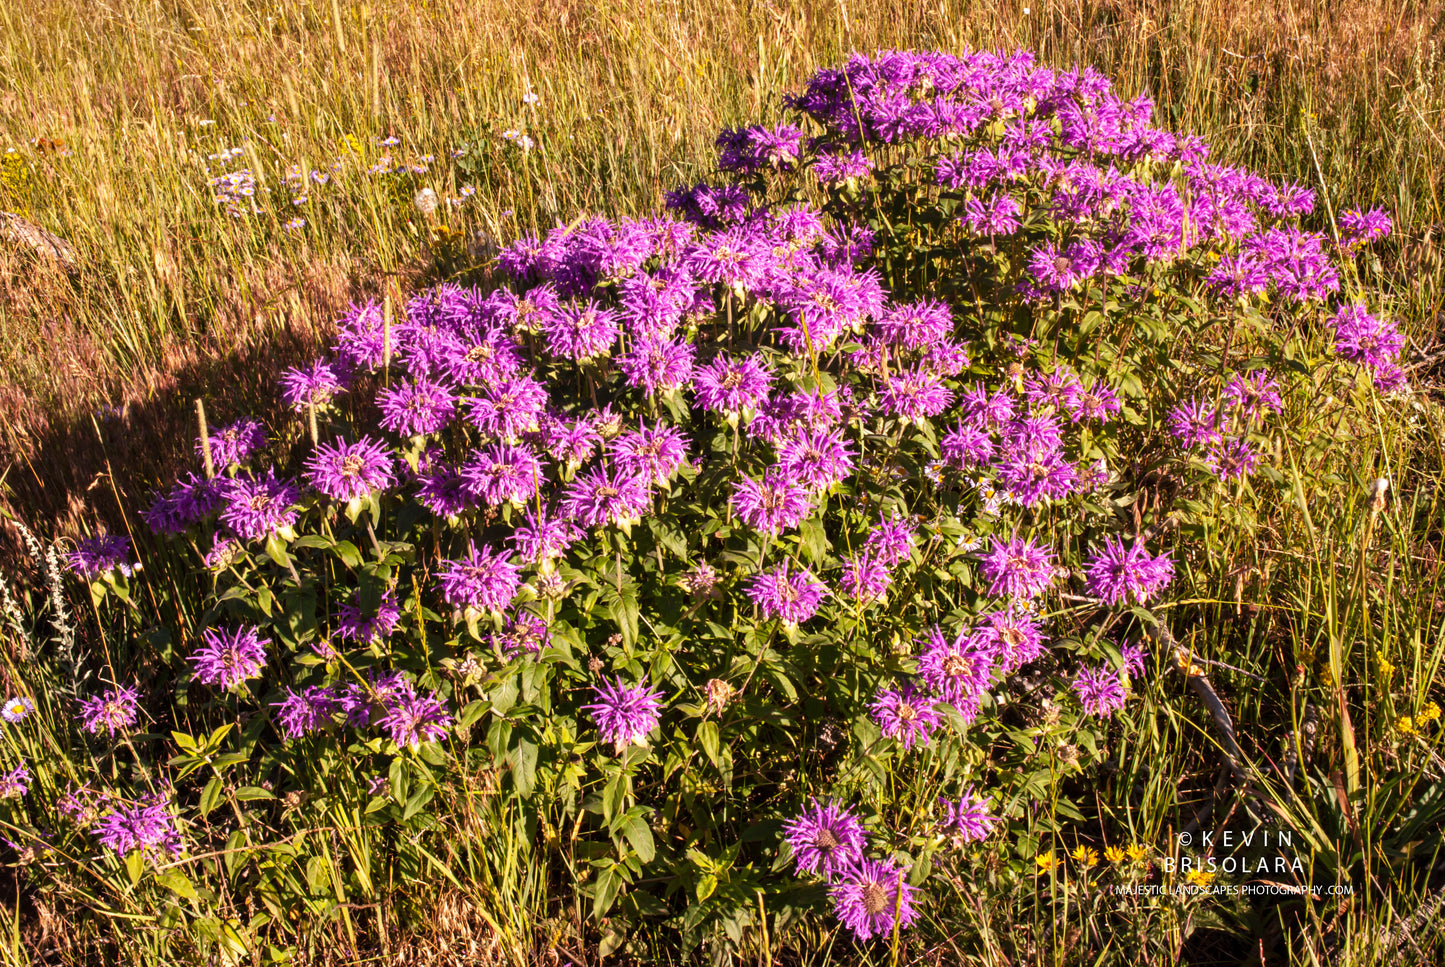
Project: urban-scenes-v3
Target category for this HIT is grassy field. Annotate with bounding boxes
[2,1,1445,964]
[4,0,1445,528]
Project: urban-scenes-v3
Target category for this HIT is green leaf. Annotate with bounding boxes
[512,738,539,798]
[263,534,291,568]
[402,784,437,822]
[155,870,199,901]
[593,866,622,918]
[331,540,363,570]
[620,812,655,864]
[234,786,276,802]
[697,721,720,769]
[199,777,224,818]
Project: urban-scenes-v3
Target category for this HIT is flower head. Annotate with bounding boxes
[93,795,182,860]
[190,626,269,690]
[201,418,267,469]
[782,800,866,878]
[219,471,301,541]
[979,535,1058,601]
[305,436,396,501]
[78,686,142,737]
[437,542,520,612]
[1073,662,1128,717]
[583,677,665,752]
[272,686,339,739]
[68,535,138,580]
[1084,536,1174,605]
[0,697,33,724]
[747,562,827,625]
[940,786,1002,843]
[871,683,941,750]
[829,858,919,941]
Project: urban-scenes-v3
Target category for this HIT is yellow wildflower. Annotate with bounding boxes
[1375,651,1396,679]
[1070,845,1100,866]
[1104,846,1126,864]
[1397,716,1418,735]
[1035,852,1057,874]
[1126,843,1148,862]
[1185,869,1216,887]
[1419,702,1441,724]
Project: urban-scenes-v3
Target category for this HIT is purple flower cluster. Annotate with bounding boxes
[68,535,138,580]
[582,677,665,752]
[78,686,142,737]
[1073,663,1128,718]
[200,418,267,469]
[1331,304,1407,392]
[93,795,182,860]
[1083,536,1175,605]
[189,626,269,690]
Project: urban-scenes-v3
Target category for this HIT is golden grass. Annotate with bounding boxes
[2,0,1444,528]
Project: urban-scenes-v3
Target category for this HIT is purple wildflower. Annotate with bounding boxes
[561,466,653,528]
[334,590,402,643]
[871,683,941,750]
[582,677,665,752]
[0,764,27,799]
[542,300,619,360]
[693,355,774,418]
[915,628,996,719]
[830,858,919,941]
[616,336,695,396]
[377,377,457,436]
[1331,305,1405,370]
[272,686,340,739]
[380,685,452,749]
[218,471,301,541]
[782,800,866,878]
[940,786,1001,843]
[1204,436,1260,481]
[1120,644,1147,678]
[730,472,813,535]
[279,359,345,411]
[1222,371,1283,425]
[464,374,549,441]
[863,511,914,567]
[461,443,545,506]
[143,473,224,535]
[878,368,954,423]
[1166,397,1223,447]
[509,508,583,566]
[941,421,995,469]
[1084,536,1174,606]
[839,553,892,603]
[200,418,267,469]
[875,300,952,350]
[93,795,182,859]
[437,542,520,612]
[979,535,1058,601]
[1339,207,1393,250]
[974,606,1049,671]
[68,535,137,580]
[747,562,827,625]
[78,686,142,737]
[775,428,855,491]
[189,626,269,690]
[610,423,690,486]
[1073,663,1128,717]
[495,612,551,656]
[305,436,396,501]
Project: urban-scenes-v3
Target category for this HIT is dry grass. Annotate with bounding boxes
[3,0,1445,531]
